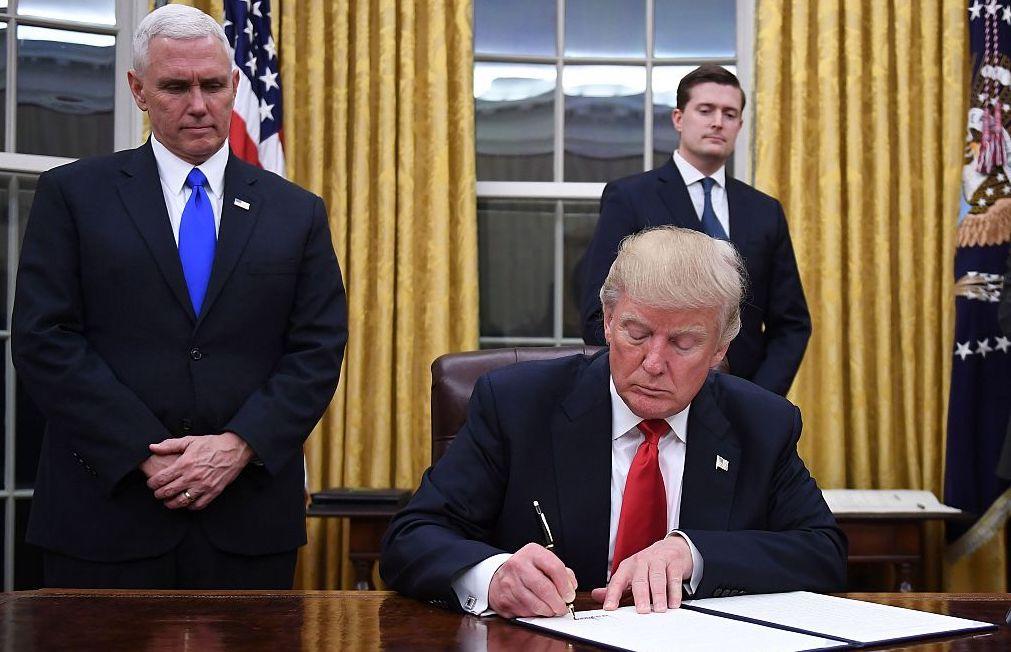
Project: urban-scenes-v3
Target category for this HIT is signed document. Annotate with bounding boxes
[516,592,995,652]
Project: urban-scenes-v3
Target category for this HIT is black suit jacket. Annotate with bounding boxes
[580,160,811,396]
[380,351,846,606]
[12,142,348,562]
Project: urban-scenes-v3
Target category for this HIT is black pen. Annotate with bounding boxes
[533,500,577,619]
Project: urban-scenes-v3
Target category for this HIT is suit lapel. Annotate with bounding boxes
[678,375,741,530]
[116,142,196,321]
[656,158,704,231]
[196,155,263,326]
[552,352,613,588]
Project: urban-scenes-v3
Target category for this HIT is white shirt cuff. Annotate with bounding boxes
[670,530,704,596]
[451,553,512,615]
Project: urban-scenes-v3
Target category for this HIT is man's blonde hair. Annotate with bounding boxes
[600,226,747,346]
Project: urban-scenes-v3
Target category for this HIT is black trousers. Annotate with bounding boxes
[43,521,297,590]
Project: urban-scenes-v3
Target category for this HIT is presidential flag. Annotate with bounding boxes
[944,0,1011,564]
[223,0,285,176]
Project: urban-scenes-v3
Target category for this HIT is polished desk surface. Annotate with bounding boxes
[1,590,1008,651]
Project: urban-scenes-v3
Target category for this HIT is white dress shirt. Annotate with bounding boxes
[673,149,730,238]
[451,376,704,615]
[150,135,229,244]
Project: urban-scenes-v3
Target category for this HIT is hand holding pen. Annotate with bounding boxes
[485,501,578,619]
[533,500,577,619]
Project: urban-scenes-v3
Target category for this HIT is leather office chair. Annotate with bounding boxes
[430,345,604,463]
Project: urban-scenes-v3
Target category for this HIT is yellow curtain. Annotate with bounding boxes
[176,0,479,588]
[754,1,1003,590]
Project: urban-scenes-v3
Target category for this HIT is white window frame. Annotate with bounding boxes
[1,0,146,593]
[476,0,755,348]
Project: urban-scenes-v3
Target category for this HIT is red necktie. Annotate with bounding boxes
[612,419,669,574]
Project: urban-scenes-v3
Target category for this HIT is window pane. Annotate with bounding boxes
[14,498,43,589]
[564,0,645,57]
[18,0,115,26]
[652,65,736,172]
[655,0,736,58]
[479,200,555,338]
[0,176,9,330]
[17,26,115,158]
[563,200,598,338]
[479,341,555,350]
[476,63,555,181]
[0,24,7,150]
[475,0,555,56]
[564,65,645,182]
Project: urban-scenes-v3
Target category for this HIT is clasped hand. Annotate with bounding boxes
[139,431,253,511]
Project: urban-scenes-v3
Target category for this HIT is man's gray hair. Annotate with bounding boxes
[600,226,747,346]
[133,4,230,74]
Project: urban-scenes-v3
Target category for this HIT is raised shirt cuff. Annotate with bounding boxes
[451,553,512,615]
[670,530,704,596]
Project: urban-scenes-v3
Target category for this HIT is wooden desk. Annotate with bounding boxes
[1,591,1008,650]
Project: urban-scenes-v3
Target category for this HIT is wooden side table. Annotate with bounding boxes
[306,488,411,590]
[836,511,972,591]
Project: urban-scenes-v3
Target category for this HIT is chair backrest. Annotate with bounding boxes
[430,345,605,463]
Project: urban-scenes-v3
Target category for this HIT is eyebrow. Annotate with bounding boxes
[618,314,708,338]
[156,75,229,87]
[668,325,708,340]
[696,102,739,113]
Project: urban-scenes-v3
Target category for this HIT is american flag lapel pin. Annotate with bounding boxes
[716,455,729,472]
[233,198,251,211]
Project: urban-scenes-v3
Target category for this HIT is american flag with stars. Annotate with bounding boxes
[223,0,285,176]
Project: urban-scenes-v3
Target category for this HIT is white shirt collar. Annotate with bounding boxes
[609,375,690,444]
[150,135,230,197]
[673,149,726,189]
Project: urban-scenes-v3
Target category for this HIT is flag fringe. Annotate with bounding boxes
[957,203,1011,246]
[945,486,1011,563]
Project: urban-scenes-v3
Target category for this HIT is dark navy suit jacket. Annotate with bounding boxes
[380,351,846,607]
[12,141,348,562]
[580,160,811,396]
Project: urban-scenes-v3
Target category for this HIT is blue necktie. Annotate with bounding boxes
[179,168,216,316]
[700,177,728,240]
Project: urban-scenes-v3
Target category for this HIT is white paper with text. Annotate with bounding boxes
[517,606,846,652]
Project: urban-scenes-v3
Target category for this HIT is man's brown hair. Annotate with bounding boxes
[676,64,745,111]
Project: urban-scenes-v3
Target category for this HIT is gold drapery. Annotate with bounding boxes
[754,1,1003,590]
[176,0,478,588]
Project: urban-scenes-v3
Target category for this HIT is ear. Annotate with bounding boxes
[602,305,614,345]
[127,70,147,112]
[710,342,729,370]
[230,67,240,103]
[671,108,682,133]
